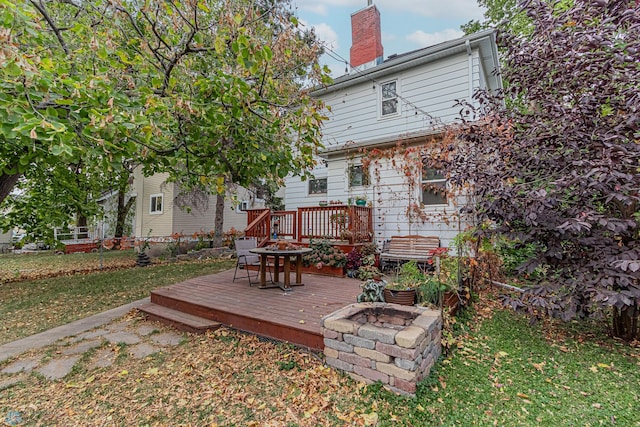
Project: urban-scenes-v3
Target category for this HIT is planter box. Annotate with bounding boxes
[301,265,345,277]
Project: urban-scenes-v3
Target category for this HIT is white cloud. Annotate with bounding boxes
[406,29,464,48]
[313,22,340,51]
[294,0,361,16]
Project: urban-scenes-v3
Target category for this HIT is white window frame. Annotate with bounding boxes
[421,165,448,207]
[348,164,370,188]
[308,178,328,195]
[380,80,399,118]
[149,193,164,215]
[236,200,250,213]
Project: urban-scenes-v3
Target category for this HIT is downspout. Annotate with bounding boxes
[465,40,474,106]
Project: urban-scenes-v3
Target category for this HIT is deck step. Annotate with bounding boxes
[138,303,221,334]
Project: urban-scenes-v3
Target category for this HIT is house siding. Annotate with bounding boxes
[134,171,174,238]
[321,52,472,149]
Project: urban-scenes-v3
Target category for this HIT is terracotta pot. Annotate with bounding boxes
[383,288,416,305]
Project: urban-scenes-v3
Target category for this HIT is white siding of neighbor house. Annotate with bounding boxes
[320,52,475,148]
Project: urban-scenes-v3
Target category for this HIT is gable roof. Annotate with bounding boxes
[312,28,501,98]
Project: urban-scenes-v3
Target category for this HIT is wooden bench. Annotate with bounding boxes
[380,235,440,271]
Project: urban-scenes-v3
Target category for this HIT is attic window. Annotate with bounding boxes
[381,81,398,116]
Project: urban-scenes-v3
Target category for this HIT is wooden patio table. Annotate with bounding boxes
[249,247,312,292]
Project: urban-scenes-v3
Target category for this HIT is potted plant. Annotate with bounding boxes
[383,261,425,305]
[357,253,381,280]
[345,248,363,278]
[354,195,367,206]
[357,277,387,302]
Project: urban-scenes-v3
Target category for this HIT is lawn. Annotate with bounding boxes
[0,250,139,284]
[0,252,234,344]
[1,254,638,425]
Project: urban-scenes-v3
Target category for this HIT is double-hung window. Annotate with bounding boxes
[381,81,398,116]
[150,193,163,214]
[421,165,447,206]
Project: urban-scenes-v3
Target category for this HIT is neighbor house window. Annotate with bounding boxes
[150,193,163,214]
[422,165,447,205]
[309,178,327,195]
[349,164,370,187]
[381,81,398,116]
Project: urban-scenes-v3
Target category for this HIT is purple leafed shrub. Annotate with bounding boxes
[447,0,639,339]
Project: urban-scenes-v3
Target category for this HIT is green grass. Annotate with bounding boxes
[366,308,640,426]
[0,258,234,344]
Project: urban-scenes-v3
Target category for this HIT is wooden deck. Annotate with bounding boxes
[145,268,362,350]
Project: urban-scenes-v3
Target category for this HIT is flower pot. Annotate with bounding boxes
[355,199,367,206]
[383,288,416,305]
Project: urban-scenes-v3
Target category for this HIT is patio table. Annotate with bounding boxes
[249,247,312,292]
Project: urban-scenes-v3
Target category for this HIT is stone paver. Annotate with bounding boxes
[128,343,158,359]
[87,348,116,370]
[61,339,102,356]
[107,320,132,332]
[73,329,110,341]
[135,325,159,336]
[1,357,40,374]
[149,332,182,346]
[0,298,149,363]
[37,356,81,380]
[0,375,25,390]
[103,331,142,345]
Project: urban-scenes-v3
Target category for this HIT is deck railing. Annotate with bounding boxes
[245,205,372,245]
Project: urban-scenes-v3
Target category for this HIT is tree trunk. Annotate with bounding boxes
[212,193,225,248]
[114,184,135,238]
[76,213,88,239]
[0,172,21,205]
[612,303,638,341]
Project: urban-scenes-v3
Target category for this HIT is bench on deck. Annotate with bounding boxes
[380,235,440,272]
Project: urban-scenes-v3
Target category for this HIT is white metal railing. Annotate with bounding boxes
[53,226,98,241]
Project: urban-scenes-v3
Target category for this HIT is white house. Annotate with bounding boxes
[284,4,501,249]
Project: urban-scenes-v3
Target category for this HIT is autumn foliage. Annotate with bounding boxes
[447,0,639,339]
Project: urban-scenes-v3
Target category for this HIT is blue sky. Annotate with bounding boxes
[292,0,486,77]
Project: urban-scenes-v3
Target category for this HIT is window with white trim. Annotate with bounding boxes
[381,81,398,116]
[308,178,327,195]
[349,164,369,188]
[150,193,164,214]
[421,165,447,206]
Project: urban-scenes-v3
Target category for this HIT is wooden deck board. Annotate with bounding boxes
[148,268,362,350]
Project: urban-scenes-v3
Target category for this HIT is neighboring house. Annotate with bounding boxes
[132,168,267,241]
[284,4,502,249]
[95,189,136,239]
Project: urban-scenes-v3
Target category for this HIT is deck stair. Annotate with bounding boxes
[138,302,221,334]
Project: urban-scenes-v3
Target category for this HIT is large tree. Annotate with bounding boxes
[1,0,328,244]
[448,0,639,339]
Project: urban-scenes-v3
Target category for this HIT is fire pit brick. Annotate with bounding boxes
[321,302,441,397]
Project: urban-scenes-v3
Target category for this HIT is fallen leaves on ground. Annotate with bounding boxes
[0,314,383,426]
[0,252,137,285]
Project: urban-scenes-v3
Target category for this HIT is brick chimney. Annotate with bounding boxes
[349,2,383,71]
